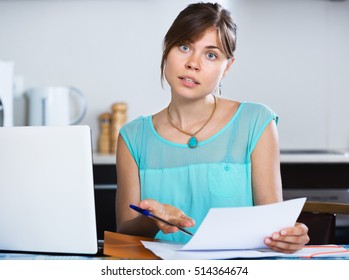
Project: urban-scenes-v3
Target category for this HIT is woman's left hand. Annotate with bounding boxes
[264,222,310,253]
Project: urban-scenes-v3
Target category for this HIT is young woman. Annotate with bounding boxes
[116,2,309,253]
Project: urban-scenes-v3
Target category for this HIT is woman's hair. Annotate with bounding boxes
[160,2,237,82]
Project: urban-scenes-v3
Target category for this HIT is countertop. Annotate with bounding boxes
[93,153,116,165]
[92,150,349,165]
[280,150,349,163]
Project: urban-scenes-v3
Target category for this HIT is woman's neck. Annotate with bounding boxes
[168,94,216,129]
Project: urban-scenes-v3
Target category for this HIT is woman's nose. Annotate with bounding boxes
[185,55,200,71]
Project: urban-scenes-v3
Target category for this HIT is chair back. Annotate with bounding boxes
[297,212,336,244]
[297,201,349,245]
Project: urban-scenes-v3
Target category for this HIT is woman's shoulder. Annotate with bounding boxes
[240,101,274,112]
[239,101,276,116]
[216,97,240,117]
[240,101,278,124]
[214,97,276,117]
[217,98,274,116]
[120,116,150,133]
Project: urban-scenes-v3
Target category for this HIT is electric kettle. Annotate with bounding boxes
[0,60,14,127]
[25,86,87,126]
[0,98,4,126]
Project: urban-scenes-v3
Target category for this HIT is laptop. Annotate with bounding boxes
[0,125,98,255]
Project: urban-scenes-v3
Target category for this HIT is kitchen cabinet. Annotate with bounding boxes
[93,154,117,240]
[281,151,349,244]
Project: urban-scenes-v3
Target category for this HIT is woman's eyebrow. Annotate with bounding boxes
[205,45,223,52]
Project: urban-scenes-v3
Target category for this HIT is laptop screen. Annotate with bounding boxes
[0,125,98,254]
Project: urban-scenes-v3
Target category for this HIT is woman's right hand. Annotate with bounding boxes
[138,199,195,234]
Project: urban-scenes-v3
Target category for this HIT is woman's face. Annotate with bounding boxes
[164,27,234,100]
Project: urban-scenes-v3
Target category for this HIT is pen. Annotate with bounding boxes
[129,204,193,236]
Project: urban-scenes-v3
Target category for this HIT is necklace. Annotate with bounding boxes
[167,96,216,148]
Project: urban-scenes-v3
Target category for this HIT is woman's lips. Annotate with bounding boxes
[179,76,200,87]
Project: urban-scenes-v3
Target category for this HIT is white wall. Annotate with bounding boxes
[0,0,348,151]
[228,0,349,150]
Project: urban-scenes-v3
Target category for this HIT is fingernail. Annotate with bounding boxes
[265,238,271,244]
[273,233,280,239]
[281,230,287,235]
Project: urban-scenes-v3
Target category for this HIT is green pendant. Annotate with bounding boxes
[187,136,198,148]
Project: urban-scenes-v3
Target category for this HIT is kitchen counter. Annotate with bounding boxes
[280,150,349,163]
[93,153,116,165]
[92,150,349,165]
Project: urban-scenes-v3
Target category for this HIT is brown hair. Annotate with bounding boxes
[160,2,237,82]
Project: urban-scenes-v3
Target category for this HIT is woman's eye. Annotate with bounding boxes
[207,52,217,60]
[179,45,190,52]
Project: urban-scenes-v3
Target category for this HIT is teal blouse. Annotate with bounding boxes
[120,102,278,243]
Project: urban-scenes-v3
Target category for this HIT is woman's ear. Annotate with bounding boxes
[222,57,235,79]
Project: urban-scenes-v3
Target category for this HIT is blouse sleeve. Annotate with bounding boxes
[119,116,145,167]
[242,103,278,157]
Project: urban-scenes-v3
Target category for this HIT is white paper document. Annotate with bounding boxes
[142,242,349,260]
[142,198,312,259]
[182,197,306,250]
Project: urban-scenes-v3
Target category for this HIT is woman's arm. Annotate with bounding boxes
[251,120,309,253]
[251,120,282,205]
[116,135,159,237]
